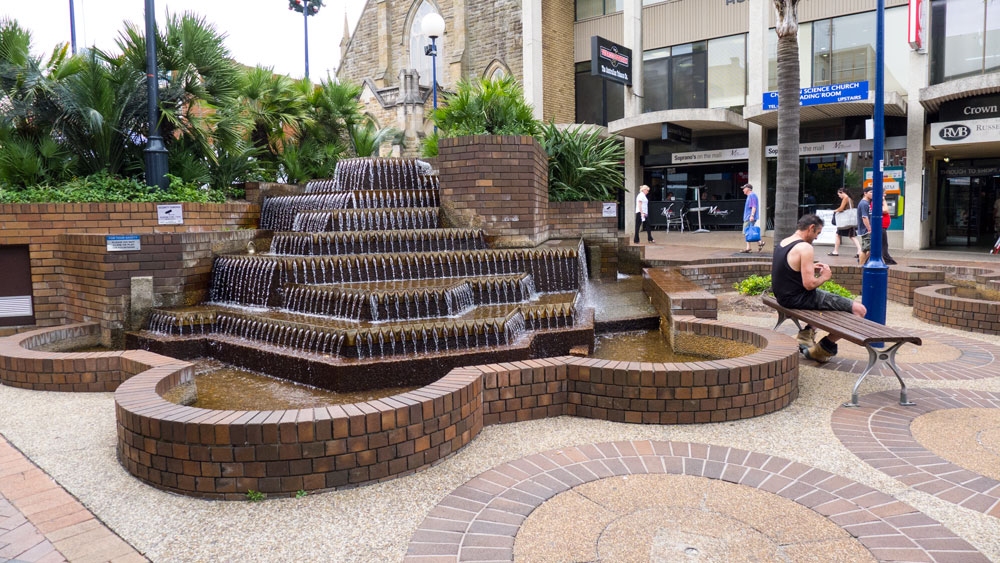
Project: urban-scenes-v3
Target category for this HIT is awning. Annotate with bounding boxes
[607,108,747,140]
[919,74,1000,113]
[743,91,906,128]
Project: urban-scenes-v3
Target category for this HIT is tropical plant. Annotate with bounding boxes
[773,0,802,244]
[349,118,401,157]
[423,75,539,156]
[0,172,225,204]
[539,123,623,202]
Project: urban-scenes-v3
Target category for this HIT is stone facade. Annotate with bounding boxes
[338,0,527,156]
[541,0,575,124]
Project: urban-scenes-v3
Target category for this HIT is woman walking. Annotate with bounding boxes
[831,188,861,257]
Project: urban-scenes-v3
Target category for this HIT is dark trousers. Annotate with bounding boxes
[882,227,895,263]
[634,212,652,242]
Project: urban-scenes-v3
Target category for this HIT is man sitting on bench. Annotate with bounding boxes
[772,214,867,362]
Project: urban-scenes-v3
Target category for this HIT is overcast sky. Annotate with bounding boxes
[5,0,366,80]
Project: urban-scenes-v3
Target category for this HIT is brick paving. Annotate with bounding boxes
[0,436,144,563]
[833,388,1000,519]
[404,440,987,562]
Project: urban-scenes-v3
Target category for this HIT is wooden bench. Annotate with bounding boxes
[762,295,922,407]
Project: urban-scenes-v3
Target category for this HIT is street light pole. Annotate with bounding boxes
[68,0,77,55]
[862,0,887,324]
[421,12,446,135]
[303,2,309,79]
[143,0,169,190]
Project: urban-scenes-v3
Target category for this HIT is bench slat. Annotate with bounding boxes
[762,295,922,347]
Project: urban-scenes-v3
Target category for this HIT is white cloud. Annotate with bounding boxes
[5,0,366,80]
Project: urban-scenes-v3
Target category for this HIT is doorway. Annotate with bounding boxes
[937,166,1000,247]
[0,245,34,327]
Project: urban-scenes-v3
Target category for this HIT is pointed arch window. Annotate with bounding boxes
[483,60,511,81]
[408,1,446,87]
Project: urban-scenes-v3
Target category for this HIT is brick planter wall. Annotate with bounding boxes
[548,201,618,279]
[437,136,549,247]
[0,201,260,341]
[914,284,1000,335]
[643,268,718,320]
[107,317,797,499]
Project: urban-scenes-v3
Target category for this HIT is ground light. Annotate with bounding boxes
[862,0,888,327]
[422,12,445,134]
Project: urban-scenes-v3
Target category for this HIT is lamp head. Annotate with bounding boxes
[421,12,446,39]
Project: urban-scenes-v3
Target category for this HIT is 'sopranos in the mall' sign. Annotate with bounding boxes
[591,36,632,86]
[762,81,868,110]
[931,117,1000,146]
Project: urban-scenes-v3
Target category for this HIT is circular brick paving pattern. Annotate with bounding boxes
[404,441,986,562]
[776,326,1000,380]
[513,474,875,562]
[833,388,1000,519]
[911,409,1000,481]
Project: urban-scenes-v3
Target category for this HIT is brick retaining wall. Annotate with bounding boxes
[0,201,260,340]
[548,201,618,279]
[437,136,549,247]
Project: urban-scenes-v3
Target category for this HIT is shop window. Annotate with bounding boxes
[767,22,813,92]
[641,41,708,112]
[931,0,1000,84]
[408,1,446,87]
[575,61,624,125]
[575,0,621,20]
[707,34,747,110]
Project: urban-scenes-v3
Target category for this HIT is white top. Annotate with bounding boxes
[636,192,648,215]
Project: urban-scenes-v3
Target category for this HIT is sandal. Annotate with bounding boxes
[739,249,751,254]
[828,252,840,256]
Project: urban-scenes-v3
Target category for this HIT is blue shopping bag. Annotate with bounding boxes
[744,224,761,243]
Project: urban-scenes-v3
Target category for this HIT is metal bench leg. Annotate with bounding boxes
[772,312,802,332]
[843,342,915,408]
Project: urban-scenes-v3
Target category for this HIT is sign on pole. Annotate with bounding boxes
[590,36,632,86]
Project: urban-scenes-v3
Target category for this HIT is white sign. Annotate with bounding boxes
[765,139,862,158]
[157,204,184,225]
[0,296,32,318]
[930,117,1000,146]
[602,203,618,217]
[672,147,749,164]
[106,235,141,252]
[815,209,838,246]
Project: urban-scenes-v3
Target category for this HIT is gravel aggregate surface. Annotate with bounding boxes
[1,300,999,561]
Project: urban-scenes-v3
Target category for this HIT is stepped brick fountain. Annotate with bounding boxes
[131,157,592,390]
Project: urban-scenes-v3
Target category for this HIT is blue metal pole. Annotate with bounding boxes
[862,0,887,325]
[68,0,77,55]
[303,4,310,79]
[431,37,438,135]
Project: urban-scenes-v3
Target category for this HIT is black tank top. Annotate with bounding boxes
[771,239,813,308]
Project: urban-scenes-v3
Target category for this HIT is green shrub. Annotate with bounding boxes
[540,123,623,202]
[0,172,231,203]
[734,274,855,299]
[734,274,773,296]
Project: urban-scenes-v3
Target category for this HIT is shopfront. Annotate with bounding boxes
[641,143,749,230]
[929,94,1000,247]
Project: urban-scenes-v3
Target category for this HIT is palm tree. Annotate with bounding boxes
[773,0,801,243]
[349,118,401,157]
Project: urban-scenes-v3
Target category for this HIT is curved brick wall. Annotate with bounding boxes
[0,323,177,392]
[113,319,797,499]
[914,284,1000,335]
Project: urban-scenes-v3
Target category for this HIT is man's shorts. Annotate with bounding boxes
[860,232,871,252]
[742,220,754,232]
[798,289,855,313]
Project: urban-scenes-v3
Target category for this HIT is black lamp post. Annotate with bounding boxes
[68,0,77,55]
[421,12,445,134]
[143,0,169,190]
[288,0,323,79]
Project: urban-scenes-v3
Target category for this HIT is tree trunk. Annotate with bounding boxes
[774,0,800,244]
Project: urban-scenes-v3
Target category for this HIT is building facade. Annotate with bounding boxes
[339,0,1000,250]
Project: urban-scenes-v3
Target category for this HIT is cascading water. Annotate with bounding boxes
[147,156,586,360]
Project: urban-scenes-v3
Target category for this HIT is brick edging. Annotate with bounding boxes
[832,388,1000,519]
[113,319,799,499]
[914,284,1000,335]
[0,323,179,392]
[404,440,986,562]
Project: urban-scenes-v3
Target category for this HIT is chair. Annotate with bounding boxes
[661,203,687,232]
